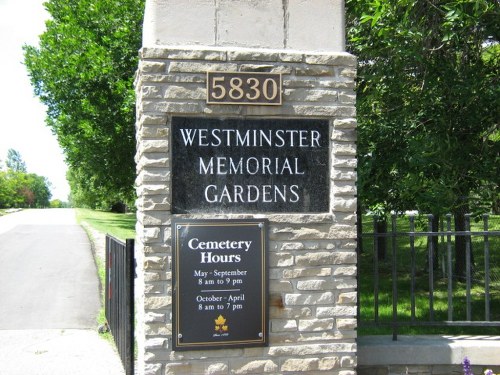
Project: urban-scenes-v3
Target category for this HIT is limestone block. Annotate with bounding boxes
[295,251,334,266]
[332,197,357,213]
[269,306,312,319]
[298,318,334,332]
[144,296,170,310]
[269,252,294,267]
[227,50,280,62]
[140,113,168,125]
[287,0,345,52]
[304,53,356,66]
[140,61,167,74]
[144,322,171,335]
[142,139,169,153]
[144,363,162,375]
[270,280,293,292]
[334,118,357,129]
[338,291,357,303]
[141,227,160,242]
[284,292,335,306]
[331,251,357,264]
[217,0,284,49]
[164,85,205,100]
[337,318,357,330]
[139,125,169,139]
[144,256,167,270]
[144,311,166,323]
[137,168,170,183]
[317,305,357,318]
[271,319,298,332]
[145,337,166,349]
[281,342,355,356]
[333,143,357,156]
[296,279,334,291]
[230,359,279,374]
[284,88,338,103]
[319,356,341,370]
[283,267,332,279]
[142,85,163,99]
[143,0,215,46]
[136,183,169,197]
[280,357,319,372]
[166,48,226,61]
[333,266,357,276]
[331,169,357,181]
[331,128,357,142]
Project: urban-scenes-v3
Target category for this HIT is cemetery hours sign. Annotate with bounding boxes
[172,219,268,350]
[172,117,329,213]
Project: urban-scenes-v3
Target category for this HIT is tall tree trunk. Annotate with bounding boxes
[454,205,474,281]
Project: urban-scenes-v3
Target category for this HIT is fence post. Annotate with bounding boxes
[484,214,491,321]
[391,214,398,341]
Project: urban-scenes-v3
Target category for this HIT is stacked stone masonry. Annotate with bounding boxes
[135,46,357,375]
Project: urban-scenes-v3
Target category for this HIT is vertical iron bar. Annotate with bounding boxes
[409,216,416,321]
[126,239,135,375]
[483,214,490,321]
[428,215,434,321]
[356,215,361,329]
[391,214,398,341]
[440,218,445,277]
[446,214,453,321]
[105,236,110,324]
[373,217,379,324]
[465,214,472,321]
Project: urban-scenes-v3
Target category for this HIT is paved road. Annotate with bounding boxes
[0,209,125,375]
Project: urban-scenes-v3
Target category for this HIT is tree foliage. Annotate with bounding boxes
[347,0,499,216]
[24,0,144,210]
[0,150,52,208]
[6,149,27,173]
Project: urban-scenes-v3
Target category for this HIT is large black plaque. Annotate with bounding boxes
[172,219,268,350]
[172,117,329,213]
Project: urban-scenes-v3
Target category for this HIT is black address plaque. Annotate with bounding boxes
[172,219,268,351]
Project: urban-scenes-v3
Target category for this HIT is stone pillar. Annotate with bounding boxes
[135,1,357,374]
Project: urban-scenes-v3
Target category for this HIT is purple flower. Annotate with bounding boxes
[463,357,473,375]
[484,370,493,375]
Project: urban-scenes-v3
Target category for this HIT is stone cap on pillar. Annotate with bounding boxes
[143,0,345,52]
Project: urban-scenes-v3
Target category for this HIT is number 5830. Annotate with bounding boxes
[207,72,282,105]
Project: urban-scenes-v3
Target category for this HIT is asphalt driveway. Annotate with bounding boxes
[0,208,124,375]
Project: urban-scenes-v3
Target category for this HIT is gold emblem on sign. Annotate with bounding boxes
[214,315,229,333]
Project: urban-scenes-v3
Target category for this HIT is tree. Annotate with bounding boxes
[347,0,499,276]
[24,0,144,209]
[6,149,27,173]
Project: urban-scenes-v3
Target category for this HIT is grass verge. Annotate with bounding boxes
[75,208,136,345]
[75,208,136,240]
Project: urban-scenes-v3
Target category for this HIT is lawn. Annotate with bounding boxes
[358,214,500,336]
[75,208,136,241]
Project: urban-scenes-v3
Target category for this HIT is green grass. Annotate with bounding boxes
[359,214,500,336]
[75,208,136,241]
[75,208,136,344]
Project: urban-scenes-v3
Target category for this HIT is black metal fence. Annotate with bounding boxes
[357,214,500,340]
[105,235,135,375]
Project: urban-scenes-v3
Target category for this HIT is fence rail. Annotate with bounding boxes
[357,214,500,340]
[105,235,135,375]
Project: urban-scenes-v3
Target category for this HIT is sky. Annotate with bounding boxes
[0,0,70,201]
